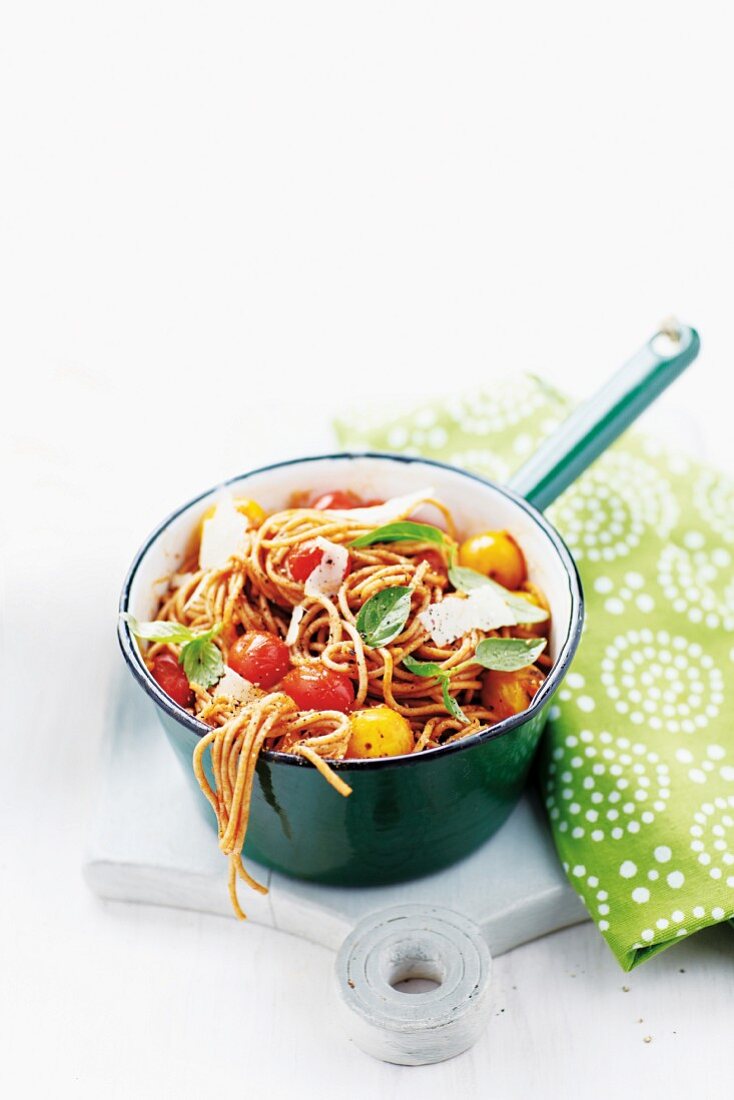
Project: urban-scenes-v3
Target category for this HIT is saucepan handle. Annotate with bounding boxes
[507,320,701,511]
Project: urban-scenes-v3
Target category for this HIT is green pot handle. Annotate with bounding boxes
[507,320,701,511]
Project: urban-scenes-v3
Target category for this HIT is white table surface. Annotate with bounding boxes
[3,3,734,1095]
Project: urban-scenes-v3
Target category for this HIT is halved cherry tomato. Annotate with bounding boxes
[287,541,353,583]
[288,543,325,582]
[415,548,448,578]
[309,490,363,510]
[281,665,355,713]
[228,630,290,689]
[151,652,194,709]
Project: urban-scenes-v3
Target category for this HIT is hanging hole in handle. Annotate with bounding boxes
[651,317,683,358]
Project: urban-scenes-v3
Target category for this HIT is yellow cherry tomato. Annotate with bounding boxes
[510,584,549,638]
[347,705,414,759]
[458,530,527,590]
[481,667,545,723]
[199,497,266,538]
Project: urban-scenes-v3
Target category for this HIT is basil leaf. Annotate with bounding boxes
[402,655,444,678]
[441,677,469,724]
[121,613,196,645]
[474,636,547,672]
[180,634,225,688]
[446,565,493,592]
[447,567,549,624]
[123,613,226,688]
[492,585,549,625]
[402,655,469,724]
[356,586,413,648]
[350,521,447,550]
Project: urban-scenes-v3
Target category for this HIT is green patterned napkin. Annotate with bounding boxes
[335,376,734,970]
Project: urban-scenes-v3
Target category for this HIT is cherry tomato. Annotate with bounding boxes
[281,665,355,713]
[287,543,325,582]
[228,631,290,689]
[415,548,448,577]
[458,530,527,590]
[481,667,545,722]
[309,490,363,510]
[347,705,414,758]
[287,541,353,583]
[151,652,194,709]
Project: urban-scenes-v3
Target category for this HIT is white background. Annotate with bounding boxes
[3,2,734,1096]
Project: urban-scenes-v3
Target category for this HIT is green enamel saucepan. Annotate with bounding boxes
[118,322,699,886]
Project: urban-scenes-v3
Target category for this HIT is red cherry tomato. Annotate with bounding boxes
[288,543,325,582]
[151,652,194,709]
[309,489,363,510]
[281,665,355,713]
[288,541,353,583]
[228,631,291,689]
[415,548,448,577]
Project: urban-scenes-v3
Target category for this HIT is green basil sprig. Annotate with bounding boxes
[121,613,224,689]
[402,655,469,724]
[356,586,413,648]
[350,521,447,550]
[474,636,547,672]
[447,564,549,624]
[120,616,197,644]
[179,632,226,687]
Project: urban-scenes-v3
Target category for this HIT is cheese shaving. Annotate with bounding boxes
[199,494,250,571]
[213,667,260,705]
[418,587,520,647]
[329,487,436,526]
[285,605,306,647]
[304,538,350,597]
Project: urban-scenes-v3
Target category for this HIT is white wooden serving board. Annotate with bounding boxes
[84,672,587,958]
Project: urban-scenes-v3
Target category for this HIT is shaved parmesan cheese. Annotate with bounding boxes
[199,494,250,570]
[329,487,436,526]
[285,604,306,646]
[304,538,350,597]
[214,666,258,704]
[418,587,520,647]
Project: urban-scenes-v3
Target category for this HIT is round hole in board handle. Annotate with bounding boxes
[387,952,445,995]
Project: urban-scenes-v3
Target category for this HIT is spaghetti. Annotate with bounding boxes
[127,486,552,918]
